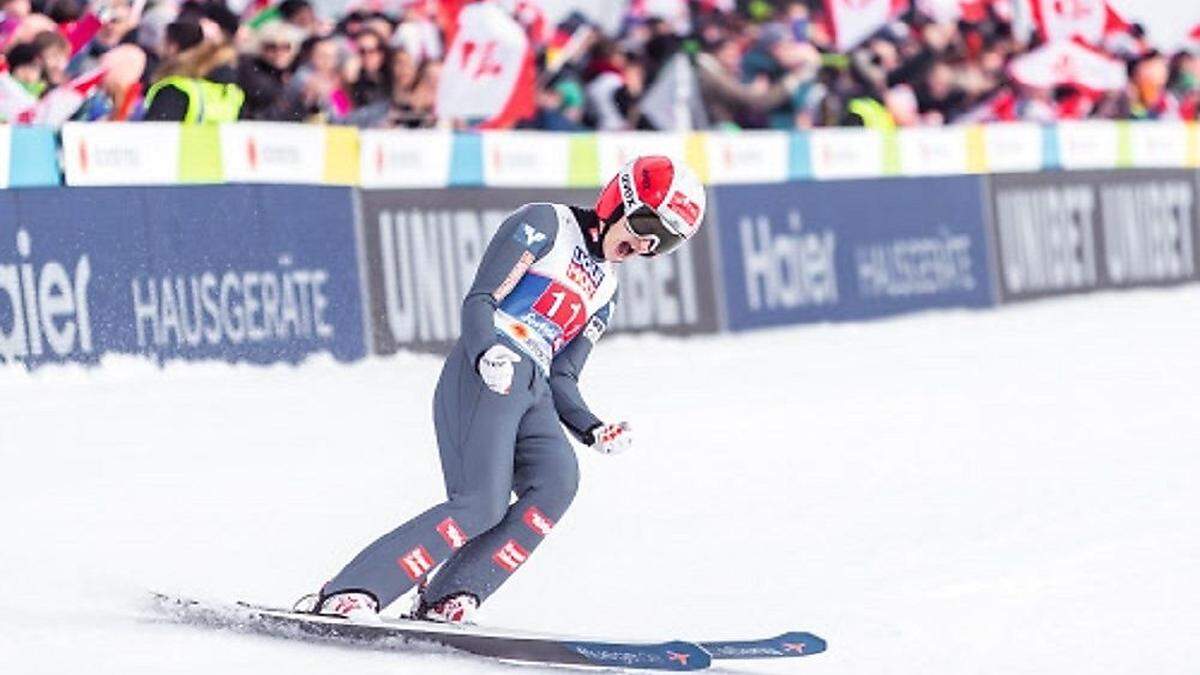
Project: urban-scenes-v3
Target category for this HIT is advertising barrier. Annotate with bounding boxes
[713,175,996,331]
[5,126,59,187]
[987,169,1199,302]
[357,187,723,356]
[0,185,365,368]
[60,122,358,186]
[45,122,1200,189]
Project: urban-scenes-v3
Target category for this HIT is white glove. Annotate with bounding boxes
[478,344,521,395]
[590,421,633,455]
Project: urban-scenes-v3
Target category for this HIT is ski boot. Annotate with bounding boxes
[295,590,381,623]
[412,591,479,624]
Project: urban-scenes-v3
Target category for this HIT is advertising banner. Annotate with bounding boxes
[61,122,183,186]
[701,131,791,185]
[988,169,1199,302]
[8,126,60,187]
[807,128,887,180]
[0,125,10,187]
[1127,122,1190,168]
[360,129,454,188]
[1055,120,1122,170]
[977,122,1045,174]
[220,122,328,184]
[358,187,722,356]
[596,132,692,181]
[481,132,572,187]
[0,185,365,368]
[713,176,995,331]
[896,126,971,176]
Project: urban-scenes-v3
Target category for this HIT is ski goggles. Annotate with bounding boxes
[625,206,685,257]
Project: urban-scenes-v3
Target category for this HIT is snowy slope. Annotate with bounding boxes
[2,286,1198,674]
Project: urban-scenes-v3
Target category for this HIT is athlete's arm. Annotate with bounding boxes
[549,297,615,443]
[461,204,559,366]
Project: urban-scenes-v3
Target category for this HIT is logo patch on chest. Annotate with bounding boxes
[566,247,605,299]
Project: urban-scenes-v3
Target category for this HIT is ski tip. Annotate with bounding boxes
[774,631,828,654]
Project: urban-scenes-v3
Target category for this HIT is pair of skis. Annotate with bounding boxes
[151,593,826,671]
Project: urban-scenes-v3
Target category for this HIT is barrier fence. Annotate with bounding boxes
[1,127,1197,369]
[3,121,1200,188]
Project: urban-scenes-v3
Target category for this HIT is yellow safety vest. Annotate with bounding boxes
[848,97,895,131]
[145,76,246,123]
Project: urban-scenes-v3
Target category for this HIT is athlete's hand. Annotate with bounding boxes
[590,422,633,455]
[478,344,522,395]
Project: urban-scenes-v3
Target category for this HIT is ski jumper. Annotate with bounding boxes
[324,203,618,609]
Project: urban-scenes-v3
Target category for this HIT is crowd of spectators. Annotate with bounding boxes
[0,0,1197,129]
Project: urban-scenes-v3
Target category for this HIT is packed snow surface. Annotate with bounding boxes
[2,286,1198,675]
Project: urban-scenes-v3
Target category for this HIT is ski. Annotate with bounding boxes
[700,631,827,660]
[150,593,710,671]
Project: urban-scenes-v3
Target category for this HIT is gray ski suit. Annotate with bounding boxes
[323,202,618,610]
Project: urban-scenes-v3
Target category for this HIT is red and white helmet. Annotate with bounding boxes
[595,155,706,257]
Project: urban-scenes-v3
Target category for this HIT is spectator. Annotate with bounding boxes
[361,13,396,44]
[144,21,245,122]
[695,35,810,129]
[583,38,644,130]
[92,0,137,53]
[408,57,439,126]
[1168,51,1199,119]
[349,28,390,107]
[131,3,176,92]
[914,60,966,124]
[32,29,68,86]
[5,0,1192,129]
[289,34,352,120]
[392,0,441,62]
[6,41,44,95]
[383,50,439,128]
[1121,51,1182,120]
[42,0,82,25]
[2,0,31,21]
[237,19,305,120]
[739,22,817,128]
[382,47,421,127]
[278,0,318,38]
[525,74,586,131]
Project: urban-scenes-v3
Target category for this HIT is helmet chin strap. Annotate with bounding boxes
[570,206,608,259]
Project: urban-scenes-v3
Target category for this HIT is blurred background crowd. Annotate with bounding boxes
[1,0,1198,129]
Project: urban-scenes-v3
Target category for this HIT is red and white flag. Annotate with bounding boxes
[824,0,909,52]
[435,0,535,129]
[917,0,990,24]
[1,67,107,126]
[1028,0,1130,45]
[1009,39,1126,93]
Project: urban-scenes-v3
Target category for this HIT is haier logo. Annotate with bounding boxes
[739,210,838,310]
[0,230,93,361]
